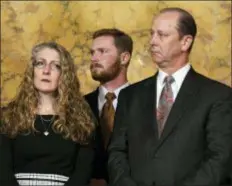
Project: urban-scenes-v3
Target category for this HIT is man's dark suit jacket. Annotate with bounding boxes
[85,89,109,181]
[108,68,232,186]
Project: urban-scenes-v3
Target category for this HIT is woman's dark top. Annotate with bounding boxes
[0,115,94,186]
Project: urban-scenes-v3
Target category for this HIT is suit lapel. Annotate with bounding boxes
[153,68,201,153]
[139,73,160,141]
[87,88,100,121]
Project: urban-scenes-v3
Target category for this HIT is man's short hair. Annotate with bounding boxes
[92,28,133,55]
[159,7,197,52]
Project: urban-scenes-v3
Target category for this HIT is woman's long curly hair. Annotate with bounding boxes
[1,42,96,144]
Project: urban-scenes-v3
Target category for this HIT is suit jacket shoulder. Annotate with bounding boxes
[85,89,98,102]
[192,70,232,97]
[119,75,157,96]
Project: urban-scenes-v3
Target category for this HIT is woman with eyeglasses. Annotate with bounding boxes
[0,41,96,186]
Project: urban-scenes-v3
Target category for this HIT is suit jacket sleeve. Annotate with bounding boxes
[0,134,19,186]
[65,138,95,186]
[181,91,232,186]
[108,90,148,186]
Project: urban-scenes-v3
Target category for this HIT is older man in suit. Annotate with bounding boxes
[108,7,232,186]
[85,28,133,186]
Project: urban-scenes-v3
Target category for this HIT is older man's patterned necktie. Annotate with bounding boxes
[156,76,175,138]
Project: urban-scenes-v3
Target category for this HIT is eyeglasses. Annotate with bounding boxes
[33,61,61,71]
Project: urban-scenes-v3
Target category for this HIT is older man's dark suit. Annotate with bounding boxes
[108,68,232,186]
[85,89,109,181]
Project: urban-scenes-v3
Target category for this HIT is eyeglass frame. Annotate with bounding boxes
[33,60,62,71]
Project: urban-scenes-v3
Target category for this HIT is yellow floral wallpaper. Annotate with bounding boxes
[1,1,231,105]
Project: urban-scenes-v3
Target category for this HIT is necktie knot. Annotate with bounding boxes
[164,76,175,85]
[105,92,116,101]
